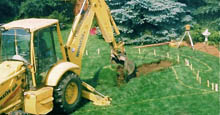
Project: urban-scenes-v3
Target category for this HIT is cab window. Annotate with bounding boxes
[34,26,57,84]
[0,29,30,62]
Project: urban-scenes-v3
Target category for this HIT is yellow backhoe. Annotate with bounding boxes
[0,0,135,114]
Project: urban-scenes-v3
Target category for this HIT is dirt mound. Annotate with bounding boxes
[136,60,172,77]
[194,43,219,57]
[117,60,172,86]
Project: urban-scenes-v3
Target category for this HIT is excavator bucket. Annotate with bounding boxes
[111,52,136,81]
[124,57,136,76]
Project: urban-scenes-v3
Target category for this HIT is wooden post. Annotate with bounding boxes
[138,48,141,54]
[177,54,180,63]
[185,59,189,66]
[212,83,214,90]
[134,42,170,48]
[215,84,218,92]
[207,80,210,87]
[86,50,88,56]
[167,52,170,58]
[154,49,156,56]
[199,77,201,84]
[97,48,100,55]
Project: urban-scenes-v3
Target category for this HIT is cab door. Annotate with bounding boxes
[34,26,57,85]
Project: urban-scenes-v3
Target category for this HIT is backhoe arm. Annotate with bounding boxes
[66,0,95,75]
[65,0,127,75]
[64,0,135,106]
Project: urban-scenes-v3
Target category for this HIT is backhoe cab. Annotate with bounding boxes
[0,0,135,114]
[0,18,110,114]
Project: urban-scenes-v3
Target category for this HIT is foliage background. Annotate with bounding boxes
[0,0,219,44]
[0,0,74,23]
[106,0,191,45]
[0,1,219,114]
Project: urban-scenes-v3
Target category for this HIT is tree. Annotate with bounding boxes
[0,0,17,23]
[192,0,220,17]
[192,0,220,29]
[0,0,74,23]
[19,0,74,22]
[106,0,191,44]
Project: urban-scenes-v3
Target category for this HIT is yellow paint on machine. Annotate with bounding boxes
[0,61,25,113]
[46,62,79,86]
[0,61,24,84]
[24,87,54,114]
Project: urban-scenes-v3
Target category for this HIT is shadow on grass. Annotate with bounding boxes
[83,67,103,87]
[49,67,103,115]
[73,67,104,113]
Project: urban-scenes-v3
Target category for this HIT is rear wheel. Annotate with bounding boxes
[53,72,82,113]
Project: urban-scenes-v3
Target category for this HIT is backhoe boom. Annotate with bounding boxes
[65,0,129,75]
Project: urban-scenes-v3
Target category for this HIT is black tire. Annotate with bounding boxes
[53,72,82,113]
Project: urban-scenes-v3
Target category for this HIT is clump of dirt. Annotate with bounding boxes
[194,43,220,57]
[117,60,172,86]
[117,66,126,86]
[136,60,172,77]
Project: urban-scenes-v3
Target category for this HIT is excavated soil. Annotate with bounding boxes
[117,60,172,86]
[175,41,219,57]
[136,60,172,77]
[194,43,220,57]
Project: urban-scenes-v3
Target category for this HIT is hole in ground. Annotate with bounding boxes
[117,60,172,86]
[136,60,172,77]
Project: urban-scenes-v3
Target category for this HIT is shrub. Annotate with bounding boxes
[189,24,220,44]
[19,0,73,23]
[106,0,192,45]
[48,11,70,23]
[209,31,220,44]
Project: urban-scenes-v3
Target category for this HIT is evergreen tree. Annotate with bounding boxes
[192,0,220,29]
[106,0,191,44]
[193,0,220,17]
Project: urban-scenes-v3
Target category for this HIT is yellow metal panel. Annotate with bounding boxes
[2,18,58,32]
[66,14,82,47]
[46,62,79,86]
[0,66,25,114]
[56,23,67,61]
[65,0,122,74]
[82,90,111,106]
[0,100,21,114]
[30,32,37,87]
[24,87,53,114]
[0,61,24,84]
[66,6,95,75]
[92,0,115,43]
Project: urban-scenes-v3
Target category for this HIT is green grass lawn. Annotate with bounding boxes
[60,27,219,115]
